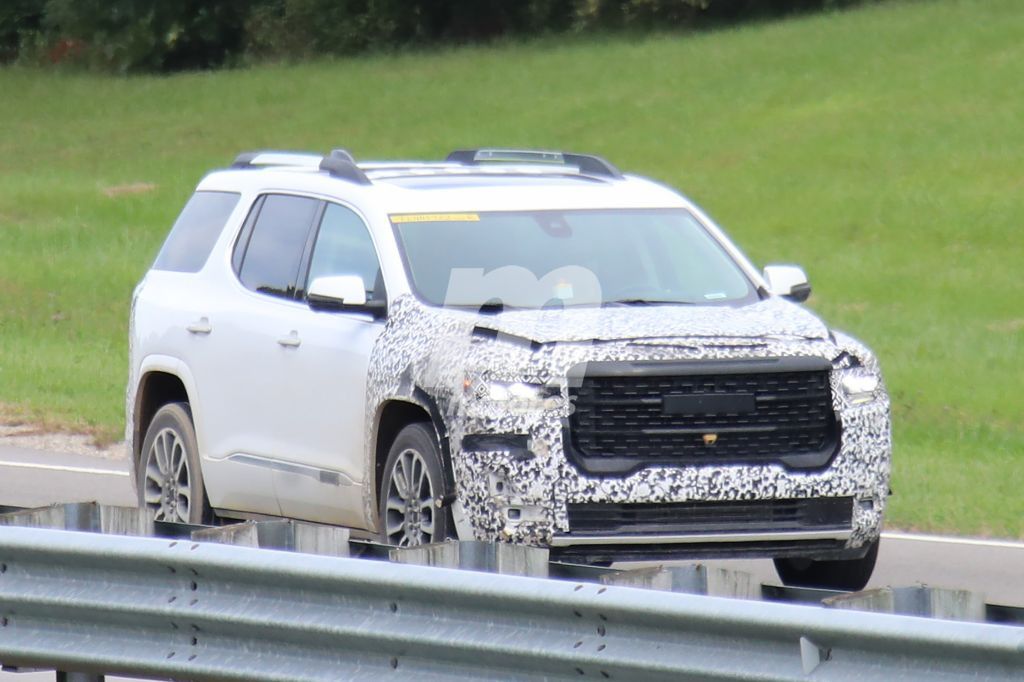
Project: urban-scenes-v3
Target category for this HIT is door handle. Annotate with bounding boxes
[187,317,212,335]
[277,331,302,348]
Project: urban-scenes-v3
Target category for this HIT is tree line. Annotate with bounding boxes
[1,0,871,73]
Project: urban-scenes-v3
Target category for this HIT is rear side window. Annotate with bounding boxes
[153,191,240,273]
[236,194,320,299]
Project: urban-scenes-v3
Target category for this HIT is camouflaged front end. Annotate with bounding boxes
[364,295,891,550]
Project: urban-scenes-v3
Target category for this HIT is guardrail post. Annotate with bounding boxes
[390,540,549,577]
[0,503,152,536]
[598,564,760,599]
[191,520,350,556]
[824,586,987,622]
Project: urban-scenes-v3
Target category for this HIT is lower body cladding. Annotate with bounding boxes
[451,399,891,564]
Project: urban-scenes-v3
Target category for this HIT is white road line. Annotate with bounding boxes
[883,531,1024,550]
[0,460,129,477]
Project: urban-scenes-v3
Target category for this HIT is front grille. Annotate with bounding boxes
[566,358,839,474]
[566,497,853,536]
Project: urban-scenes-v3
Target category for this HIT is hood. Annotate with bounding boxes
[444,297,830,345]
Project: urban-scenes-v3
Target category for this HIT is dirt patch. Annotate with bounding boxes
[0,423,127,460]
[102,182,157,198]
[986,319,1024,333]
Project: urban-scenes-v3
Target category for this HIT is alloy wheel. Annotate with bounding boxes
[142,427,193,523]
[384,448,436,546]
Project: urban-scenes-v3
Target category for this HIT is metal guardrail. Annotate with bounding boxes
[1,523,1023,681]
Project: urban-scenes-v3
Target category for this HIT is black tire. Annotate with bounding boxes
[379,423,451,547]
[773,537,880,591]
[137,402,211,525]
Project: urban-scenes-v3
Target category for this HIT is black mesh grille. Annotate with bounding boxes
[567,363,838,472]
[566,497,853,536]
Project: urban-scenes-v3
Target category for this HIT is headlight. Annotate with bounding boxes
[468,379,561,411]
[488,382,540,402]
[840,372,881,405]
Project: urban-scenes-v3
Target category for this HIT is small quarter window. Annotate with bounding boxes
[238,194,320,299]
[153,191,240,273]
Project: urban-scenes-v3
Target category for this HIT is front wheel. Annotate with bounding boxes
[137,402,211,525]
[773,537,879,591]
[379,423,451,547]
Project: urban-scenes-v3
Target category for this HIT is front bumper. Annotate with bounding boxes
[550,494,860,561]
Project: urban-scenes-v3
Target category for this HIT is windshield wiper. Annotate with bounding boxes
[603,299,696,307]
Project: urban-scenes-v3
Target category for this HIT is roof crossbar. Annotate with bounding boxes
[445,148,623,179]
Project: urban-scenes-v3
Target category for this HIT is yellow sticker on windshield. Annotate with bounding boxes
[391,213,480,223]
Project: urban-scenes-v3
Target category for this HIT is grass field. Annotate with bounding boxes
[0,0,1021,537]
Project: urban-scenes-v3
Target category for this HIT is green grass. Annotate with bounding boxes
[1,0,1022,537]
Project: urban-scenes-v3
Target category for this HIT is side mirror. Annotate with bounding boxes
[763,265,811,303]
[308,275,386,317]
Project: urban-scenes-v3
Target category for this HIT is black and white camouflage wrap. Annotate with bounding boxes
[364,294,891,550]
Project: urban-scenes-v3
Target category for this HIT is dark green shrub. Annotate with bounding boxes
[40,0,249,72]
[573,0,867,30]
[420,0,575,41]
[573,0,705,30]
[245,0,576,59]
[245,0,420,58]
[0,0,45,63]
[6,0,878,72]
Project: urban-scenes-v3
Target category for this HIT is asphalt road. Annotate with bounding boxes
[2,442,1023,680]
[0,445,135,508]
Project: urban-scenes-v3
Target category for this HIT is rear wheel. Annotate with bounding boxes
[774,537,879,591]
[379,423,451,547]
[137,402,211,525]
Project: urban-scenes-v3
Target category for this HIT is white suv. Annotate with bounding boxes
[128,148,891,589]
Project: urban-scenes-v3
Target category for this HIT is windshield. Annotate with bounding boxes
[391,209,757,309]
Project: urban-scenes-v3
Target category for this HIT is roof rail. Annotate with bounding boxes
[231,148,371,186]
[319,148,371,185]
[231,150,323,168]
[445,148,623,179]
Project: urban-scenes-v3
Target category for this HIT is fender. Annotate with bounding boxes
[366,390,455,530]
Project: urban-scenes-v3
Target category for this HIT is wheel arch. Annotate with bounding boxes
[372,395,454,516]
[132,356,200,466]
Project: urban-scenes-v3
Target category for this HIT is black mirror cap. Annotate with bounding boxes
[784,282,812,303]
